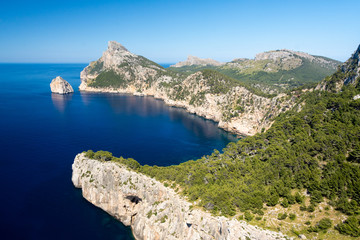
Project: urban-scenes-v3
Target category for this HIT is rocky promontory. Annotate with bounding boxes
[78,41,298,136]
[72,153,289,240]
[50,76,74,94]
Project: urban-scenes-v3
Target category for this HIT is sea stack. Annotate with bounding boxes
[50,76,74,94]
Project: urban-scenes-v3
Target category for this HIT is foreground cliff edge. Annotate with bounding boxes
[72,153,288,240]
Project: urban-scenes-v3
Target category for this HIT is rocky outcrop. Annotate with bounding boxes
[50,76,74,94]
[316,44,360,92]
[170,55,224,67]
[72,153,289,240]
[79,41,298,136]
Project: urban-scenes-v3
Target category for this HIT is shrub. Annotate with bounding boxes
[317,218,332,231]
[335,216,360,237]
[278,213,287,220]
[281,199,289,208]
[307,204,315,212]
[289,213,296,220]
[295,192,304,204]
[93,150,113,161]
[84,150,95,158]
[244,212,254,222]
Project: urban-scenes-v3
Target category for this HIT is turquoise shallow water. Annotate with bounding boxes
[0,63,236,240]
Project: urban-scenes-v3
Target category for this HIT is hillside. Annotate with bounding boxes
[168,49,341,94]
[83,44,360,239]
[79,41,299,136]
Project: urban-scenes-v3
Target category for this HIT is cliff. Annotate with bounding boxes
[50,76,74,94]
[72,153,289,240]
[79,41,298,136]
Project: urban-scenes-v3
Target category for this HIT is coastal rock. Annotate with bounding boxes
[72,153,290,240]
[170,55,224,67]
[50,76,74,94]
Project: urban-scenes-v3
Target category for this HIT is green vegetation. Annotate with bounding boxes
[84,150,140,170]
[89,70,128,88]
[289,213,296,220]
[308,218,332,233]
[200,69,275,98]
[89,61,104,75]
[219,59,338,91]
[335,216,360,237]
[277,213,287,220]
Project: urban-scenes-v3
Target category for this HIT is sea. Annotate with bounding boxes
[0,63,237,240]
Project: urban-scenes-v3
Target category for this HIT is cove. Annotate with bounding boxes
[0,64,236,240]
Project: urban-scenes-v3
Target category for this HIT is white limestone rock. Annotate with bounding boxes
[72,153,290,240]
[50,76,74,94]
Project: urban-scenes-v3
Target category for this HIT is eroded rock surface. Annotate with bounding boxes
[72,153,290,240]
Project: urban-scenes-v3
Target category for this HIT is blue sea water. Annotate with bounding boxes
[0,63,236,240]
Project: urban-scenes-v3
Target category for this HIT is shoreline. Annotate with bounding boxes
[79,87,252,137]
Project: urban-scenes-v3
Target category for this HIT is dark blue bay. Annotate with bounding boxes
[0,64,236,240]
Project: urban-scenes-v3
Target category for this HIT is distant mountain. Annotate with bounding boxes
[169,49,342,94]
[170,55,224,67]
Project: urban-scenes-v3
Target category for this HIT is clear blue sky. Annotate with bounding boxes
[0,0,359,63]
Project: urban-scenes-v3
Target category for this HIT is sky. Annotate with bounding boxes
[0,0,359,63]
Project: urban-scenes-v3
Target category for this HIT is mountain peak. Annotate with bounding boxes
[255,49,314,61]
[107,41,128,52]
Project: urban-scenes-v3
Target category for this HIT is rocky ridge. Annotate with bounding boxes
[50,76,74,94]
[79,41,297,136]
[226,49,340,73]
[72,153,289,240]
[170,55,224,67]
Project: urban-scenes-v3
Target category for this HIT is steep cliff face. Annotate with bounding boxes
[79,41,298,136]
[72,153,289,240]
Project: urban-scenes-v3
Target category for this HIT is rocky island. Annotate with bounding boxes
[50,76,74,94]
